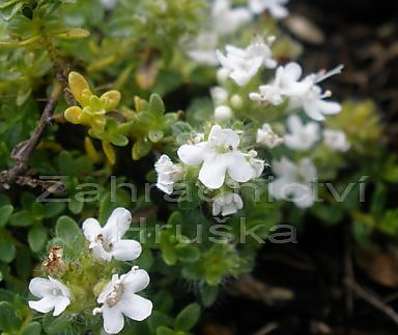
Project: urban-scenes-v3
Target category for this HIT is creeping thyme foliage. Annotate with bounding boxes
[0,0,395,334]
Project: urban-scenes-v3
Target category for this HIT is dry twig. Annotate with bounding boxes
[345,278,398,326]
[0,80,64,191]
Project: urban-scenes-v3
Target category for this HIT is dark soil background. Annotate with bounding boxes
[198,1,398,334]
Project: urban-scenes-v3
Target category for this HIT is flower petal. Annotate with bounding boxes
[102,305,125,334]
[119,294,153,322]
[104,207,132,241]
[291,184,315,208]
[177,142,207,165]
[208,125,240,149]
[227,153,255,183]
[317,100,341,115]
[29,296,56,314]
[199,153,228,189]
[29,278,52,298]
[48,277,71,298]
[121,269,150,293]
[53,296,71,316]
[82,218,102,242]
[91,244,112,262]
[285,62,303,81]
[271,157,296,177]
[111,239,142,261]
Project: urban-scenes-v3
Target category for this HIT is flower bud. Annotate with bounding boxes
[230,94,243,109]
[214,105,232,121]
[216,68,230,83]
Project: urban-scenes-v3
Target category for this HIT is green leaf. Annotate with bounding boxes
[132,139,152,160]
[149,93,165,116]
[0,301,21,332]
[9,210,35,227]
[0,233,16,263]
[175,303,201,331]
[160,233,177,266]
[156,326,175,335]
[55,216,84,252]
[43,203,65,219]
[68,198,84,214]
[176,245,200,263]
[28,225,48,252]
[199,285,218,307]
[42,315,70,335]
[148,129,164,143]
[110,134,129,147]
[0,204,13,227]
[167,211,183,227]
[21,322,42,335]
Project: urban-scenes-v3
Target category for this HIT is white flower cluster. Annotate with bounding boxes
[155,125,265,216]
[28,208,152,334]
[180,29,351,211]
[187,0,290,65]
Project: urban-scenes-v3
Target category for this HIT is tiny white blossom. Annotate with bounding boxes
[154,155,183,195]
[212,192,243,216]
[289,85,341,121]
[211,86,229,105]
[101,0,117,10]
[217,38,277,86]
[83,208,142,262]
[212,0,252,36]
[284,115,320,150]
[249,62,311,105]
[269,157,317,208]
[256,123,284,148]
[324,129,350,152]
[28,277,71,316]
[177,125,262,189]
[289,65,343,121]
[187,32,219,66]
[248,0,289,18]
[95,268,152,334]
[186,0,251,66]
[214,105,233,121]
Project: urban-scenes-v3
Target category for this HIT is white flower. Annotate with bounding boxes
[211,86,229,105]
[154,155,183,195]
[284,115,320,150]
[212,0,252,36]
[101,0,117,10]
[289,85,341,121]
[212,192,243,216]
[186,0,251,66]
[248,150,265,177]
[28,277,71,316]
[269,157,317,208]
[324,129,350,152]
[83,208,142,262]
[289,65,343,121]
[187,32,219,66]
[256,123,284,148]
[214,105,233,121]
[217,38,277,86]
[249,62,311,105]
[94,268,152,334]
[250,63,343,121]
[248,0,289,18]
[177,125,262,189]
